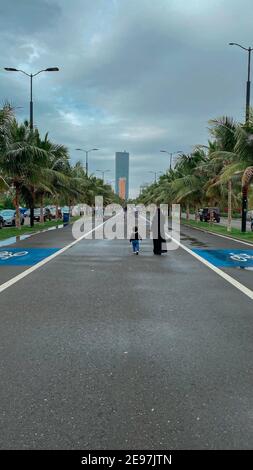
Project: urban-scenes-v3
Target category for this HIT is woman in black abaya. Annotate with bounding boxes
[151,207,167,255]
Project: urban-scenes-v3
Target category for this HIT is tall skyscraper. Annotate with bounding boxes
[115,151,129,199]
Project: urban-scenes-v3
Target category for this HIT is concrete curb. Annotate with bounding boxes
[0,218,81,247]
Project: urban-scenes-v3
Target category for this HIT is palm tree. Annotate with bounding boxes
[206,115,253,230]
[0,104,14,193]
[206,117,238,231]
[170,150,207,218]
[0,118,49,228]
[32,131,70,222]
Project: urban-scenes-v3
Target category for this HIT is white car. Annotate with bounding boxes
[247,210,253,221]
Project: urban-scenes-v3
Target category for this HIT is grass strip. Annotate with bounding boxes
[0,216,80,241]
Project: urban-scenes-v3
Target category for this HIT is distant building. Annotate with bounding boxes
[118,177,127,199]
[115,151,129,199]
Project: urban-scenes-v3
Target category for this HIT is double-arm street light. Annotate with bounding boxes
[160,150,183,170]
[229,43,252,123]
[4,67,59,228]
[75,148,99,176]
[229,42,253,232]
[148,171,162,183]
[96,169,110,182]
[4,67,59,130]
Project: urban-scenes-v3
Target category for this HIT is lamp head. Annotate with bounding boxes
[45,67,59,72]
[4,67,19,72]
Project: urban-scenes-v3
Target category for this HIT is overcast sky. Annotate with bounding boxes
[0,0,252,196]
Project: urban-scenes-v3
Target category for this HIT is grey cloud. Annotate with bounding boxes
[0,0,61,34]
[0,0,252,196]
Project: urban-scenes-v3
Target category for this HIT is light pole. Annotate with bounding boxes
[148,171,162,183]
[4,67,59,130]
[76,148,99,176]
[229,42,253,231]
[5,66,59,227]
[160,150,183,170]
[229,43,252,123]
[96,169,110,182]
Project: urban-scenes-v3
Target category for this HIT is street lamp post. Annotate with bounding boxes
[76,148,99,176]
[160,150,183,170]
[96,169,110,182]
[4,66,59,227]
[4,67,59,130]
[229,42,253,231]
[229,43,252,123]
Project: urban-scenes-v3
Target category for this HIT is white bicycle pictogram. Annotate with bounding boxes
[229,252,253,262]
[0,251,29,260]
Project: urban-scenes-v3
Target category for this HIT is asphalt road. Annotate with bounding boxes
[0,215,253,449]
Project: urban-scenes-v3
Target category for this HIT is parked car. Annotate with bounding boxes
[43,207,52,220]
[24,208,41,221]
[19,207,28,216]
[247,209,253,221]
[45,206,62,219]
[33,208,44,222]
[199,207,220,223]
[0,209,24,226]
[25,208,53,222]
[0,214,4,229]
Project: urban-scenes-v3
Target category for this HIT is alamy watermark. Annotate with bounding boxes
[72,197,181,251]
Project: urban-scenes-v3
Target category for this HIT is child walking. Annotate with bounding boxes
[130,226,142,255]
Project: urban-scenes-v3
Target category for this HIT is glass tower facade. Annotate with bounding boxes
[115,151,129,199]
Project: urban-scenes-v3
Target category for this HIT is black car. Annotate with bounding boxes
[0,214,4,229]
[25,208,51,222]
[199,207,220,223]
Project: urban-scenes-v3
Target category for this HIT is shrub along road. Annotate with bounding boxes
[0,215,252,449]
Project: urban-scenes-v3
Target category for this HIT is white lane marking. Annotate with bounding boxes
[141,214,253,301]
[182,220,253,247]
[0,215,119,295]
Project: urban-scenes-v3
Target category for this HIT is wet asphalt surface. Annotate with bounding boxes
[0,217,253,449]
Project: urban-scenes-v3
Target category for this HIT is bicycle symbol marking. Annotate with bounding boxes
[229,252,253,262]
[0,251,29,260]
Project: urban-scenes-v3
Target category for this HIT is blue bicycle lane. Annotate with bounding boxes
[192,248,253,269]
[0,225,75,286]
[0,247,60,266]
[180,224,253,292]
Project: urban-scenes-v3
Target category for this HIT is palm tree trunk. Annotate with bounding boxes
[69,199,72,218]
[227,179,232,232]
[30,186,35,228]
[55,199,59,220]
[14,184,21,229]
[195,206,199,222]
[40,195,44,224]
[186,203,190,220]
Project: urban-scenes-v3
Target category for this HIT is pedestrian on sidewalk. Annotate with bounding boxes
[130,226,142,255]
